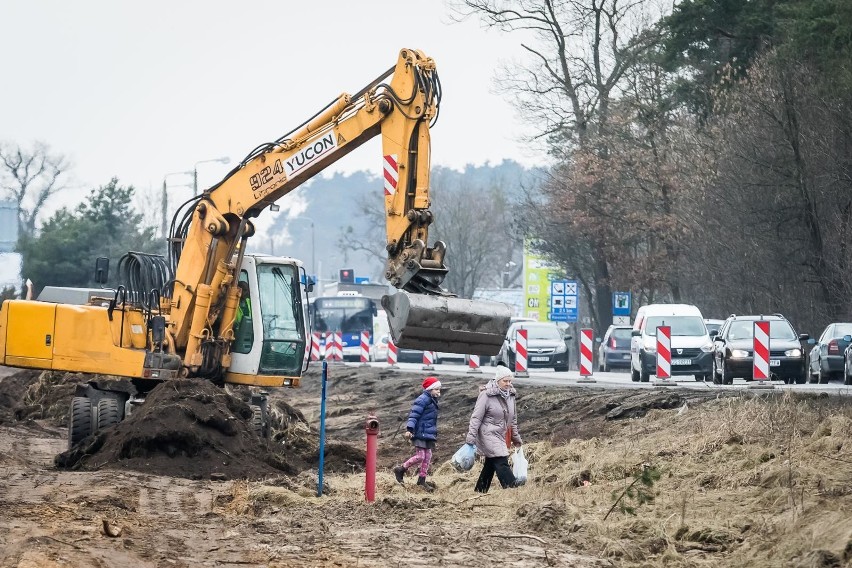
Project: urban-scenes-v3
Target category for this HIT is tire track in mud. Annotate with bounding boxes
[137,477,214,518]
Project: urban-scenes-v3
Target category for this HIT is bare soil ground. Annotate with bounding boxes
[1,363,851,567]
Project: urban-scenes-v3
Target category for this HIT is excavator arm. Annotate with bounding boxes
[169,48,510,366]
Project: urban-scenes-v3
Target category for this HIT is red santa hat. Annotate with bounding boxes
[422,376,442,391]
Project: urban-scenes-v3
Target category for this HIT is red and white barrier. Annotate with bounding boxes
[387,339,398,367]
[467,354,482,374]
[753,321,770,380]
[324,332,335,361]
[311,332,321,361]
[422,350,435,370]
[579,328,594,376]
[360,330,370,365]
[515,329,529,377]
[333,331,343,362]
[656,325,672,379]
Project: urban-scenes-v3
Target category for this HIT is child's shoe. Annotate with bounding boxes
[416,476,435,492]
[393,466,406,484]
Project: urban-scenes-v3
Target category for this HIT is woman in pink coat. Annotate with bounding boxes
[465,365,523,492]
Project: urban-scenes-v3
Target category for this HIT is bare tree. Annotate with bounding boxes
[451,0,665,331]
[700,53,852,333]
[0,141,70,237]
[338,166,522,297]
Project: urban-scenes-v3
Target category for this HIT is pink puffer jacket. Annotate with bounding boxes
[465,380,522,458]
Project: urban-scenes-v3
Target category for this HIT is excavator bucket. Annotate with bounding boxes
[382,292,512,356]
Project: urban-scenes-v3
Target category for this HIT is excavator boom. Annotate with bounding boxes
[169,48,510,358]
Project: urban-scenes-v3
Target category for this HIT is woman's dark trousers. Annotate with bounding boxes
[474,456,517,493]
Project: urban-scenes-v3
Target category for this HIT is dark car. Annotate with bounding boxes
[807,323,852,384]
[598,325,632,371]
[397,348,425,364]
[497,321,569,371]
[704,319,724,336]
[711,314,809,385]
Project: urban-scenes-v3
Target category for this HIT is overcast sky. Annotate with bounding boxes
[1,1,540,219]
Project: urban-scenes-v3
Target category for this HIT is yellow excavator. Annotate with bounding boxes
[0,48,511,446]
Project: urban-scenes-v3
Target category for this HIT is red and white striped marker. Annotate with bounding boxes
[387,339,398,367]
[311,332,321,361]
[333,331,343,362]
[360,331,370,365]
[515,328,529,377]
[579,328,594,376]
[656,325,671,379]
[325,331,334,361]
[467,354,482,374]
[422,350,435,370]
[753,321,770,380]
[383,154,398,196]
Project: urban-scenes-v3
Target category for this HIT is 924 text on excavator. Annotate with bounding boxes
[0,49,511,446]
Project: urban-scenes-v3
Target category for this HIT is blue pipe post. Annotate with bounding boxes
[317,360,328,497]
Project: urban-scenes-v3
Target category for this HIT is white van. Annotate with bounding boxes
[630,304,713,382]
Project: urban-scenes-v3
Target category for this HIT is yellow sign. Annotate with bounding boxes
[523,243,560,321]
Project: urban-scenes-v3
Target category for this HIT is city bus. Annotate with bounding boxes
[309,292,386,360]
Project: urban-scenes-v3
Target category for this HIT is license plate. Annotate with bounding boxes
[769,359,780,366]
[672,358,692,365]
[531,356,549,362]
[623,354,631,359]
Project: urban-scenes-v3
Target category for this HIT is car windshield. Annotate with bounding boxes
[516,324,561,340]
[727,320,796,340]
[612,328,632,340]
[831,324,852,338]
[645,316,705,336]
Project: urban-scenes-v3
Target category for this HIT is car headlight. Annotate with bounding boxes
[555,342,566,354]
[700,342,714,353]
[730,349,750,359]
[785,348,802,357]
[643,338,656,352]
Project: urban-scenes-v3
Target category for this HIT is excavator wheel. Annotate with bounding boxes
[97,398,121,431]
[68,396,93,449]
[250,405,265,438]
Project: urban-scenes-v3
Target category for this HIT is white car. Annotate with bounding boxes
[369,334,389,362]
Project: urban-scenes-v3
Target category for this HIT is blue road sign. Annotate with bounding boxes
[613,291,631,316]
[549,280,578,322]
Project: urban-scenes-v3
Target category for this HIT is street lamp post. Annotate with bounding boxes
[161,171,193,240]
[502,260,517,289]
[193,157,230,196]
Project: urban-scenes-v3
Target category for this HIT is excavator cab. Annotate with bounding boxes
[226,255,311,386]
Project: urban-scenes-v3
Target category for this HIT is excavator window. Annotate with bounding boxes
[232,271,254,354]
[256,264,306,375]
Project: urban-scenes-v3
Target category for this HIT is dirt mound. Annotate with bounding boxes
[0,368,43,424]
[53,378,359,480]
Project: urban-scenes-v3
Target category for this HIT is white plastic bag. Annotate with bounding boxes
[512,447,528,485]
[451,443,476,472]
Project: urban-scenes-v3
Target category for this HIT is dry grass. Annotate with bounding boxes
[237,391,852,567]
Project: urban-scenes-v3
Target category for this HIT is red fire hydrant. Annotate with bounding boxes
[365,414,380,502]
